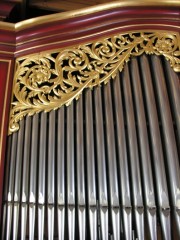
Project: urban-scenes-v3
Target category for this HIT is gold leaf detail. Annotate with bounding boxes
[9,31,180,134]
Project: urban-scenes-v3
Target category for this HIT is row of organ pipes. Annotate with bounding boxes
[1,55,180,239]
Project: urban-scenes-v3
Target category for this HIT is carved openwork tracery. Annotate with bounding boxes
[9,31,180,134]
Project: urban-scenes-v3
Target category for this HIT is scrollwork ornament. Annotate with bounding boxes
[9,31,180,134]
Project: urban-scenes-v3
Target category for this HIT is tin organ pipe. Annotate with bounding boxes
[122,64,144,240]
[151,55,180,237]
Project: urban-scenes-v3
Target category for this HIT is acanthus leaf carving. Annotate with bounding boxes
[9,31,180,134]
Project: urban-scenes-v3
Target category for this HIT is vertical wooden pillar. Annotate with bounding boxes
[0,58,14,223]
[0,41,14,227]
[0,21,15,223]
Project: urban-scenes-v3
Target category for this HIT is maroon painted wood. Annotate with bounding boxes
[15,6,180,57]
[0,59,14,220]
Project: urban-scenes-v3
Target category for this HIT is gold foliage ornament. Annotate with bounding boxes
[9,31,180,134]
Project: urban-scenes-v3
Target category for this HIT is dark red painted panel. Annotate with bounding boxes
[0,59,14,222]
[16,6,180,43]
[14,6,180,57]
[15,20,180,57]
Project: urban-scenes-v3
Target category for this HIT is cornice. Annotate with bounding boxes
[14,0,180,31]
[0,0,180,32]
[0,0,179,57]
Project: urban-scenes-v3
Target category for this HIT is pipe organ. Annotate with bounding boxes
[0,1,179,239]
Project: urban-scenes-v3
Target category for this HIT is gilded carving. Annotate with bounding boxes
[9,31,180,134]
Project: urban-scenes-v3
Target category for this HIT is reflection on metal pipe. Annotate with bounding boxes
[76,96,86,239]
[164,60,180,150]
[57,107,65,240]
[58,206,65,240]
[57,107,65,206]
[13,120,24,240]
[94,86,108,240]
[48,110,56,239]
[151,55,180,237]
[28,114,39,240]
[131,58,157,239]
[67,103,75,239]
[85,89,97,240]
[21,116,31,239]
[104,82,120,240]
[122,64,144,239]
[38,112,47,239]
[140,54,171,239]
[113,73,132,240]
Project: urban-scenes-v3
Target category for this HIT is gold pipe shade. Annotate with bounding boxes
[9,31,180,134]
